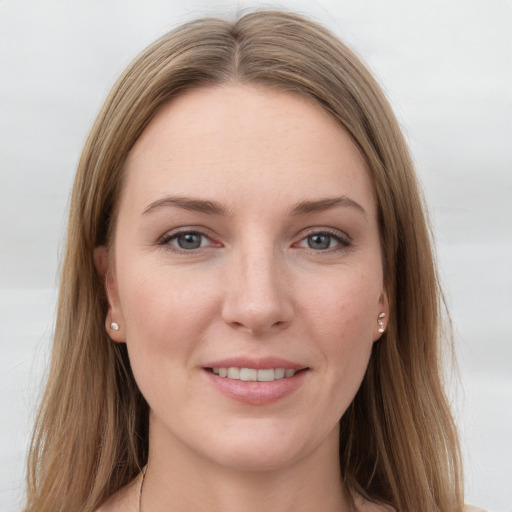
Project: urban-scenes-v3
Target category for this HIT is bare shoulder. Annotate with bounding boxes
[94,474,141,512]
[464,506,488,512]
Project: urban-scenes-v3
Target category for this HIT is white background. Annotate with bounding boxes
[1,1,511,511]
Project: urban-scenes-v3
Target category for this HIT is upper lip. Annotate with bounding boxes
[202,357,307,371]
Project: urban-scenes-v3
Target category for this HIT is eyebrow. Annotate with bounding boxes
[290,196,367,217]
[142,194,366,217]
[143,196,227,216]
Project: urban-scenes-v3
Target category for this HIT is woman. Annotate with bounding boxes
[24,10,469,512]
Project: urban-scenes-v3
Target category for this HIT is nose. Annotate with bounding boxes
[221,245,294,336]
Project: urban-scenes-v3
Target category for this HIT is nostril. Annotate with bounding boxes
[221,288,293,334]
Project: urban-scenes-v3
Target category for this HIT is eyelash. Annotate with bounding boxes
[157,229,217,253]
[294,228,352,252]
[157,228,352,254]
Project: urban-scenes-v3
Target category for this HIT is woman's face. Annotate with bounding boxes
[100,84,388,472]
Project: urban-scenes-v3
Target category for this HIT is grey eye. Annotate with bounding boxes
[176,233,203,250]
[307,234,332,250]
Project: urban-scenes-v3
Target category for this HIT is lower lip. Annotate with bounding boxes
[203,369,308,405]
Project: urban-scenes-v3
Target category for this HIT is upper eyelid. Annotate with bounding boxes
[158,226,349,236]
[157,228,217,247]
[159,226,214,239]
[296,226,351,241]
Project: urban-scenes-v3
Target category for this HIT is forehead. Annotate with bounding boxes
[121,84,375,216]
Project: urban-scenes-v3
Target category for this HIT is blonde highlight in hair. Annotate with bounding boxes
[24,10,463,512]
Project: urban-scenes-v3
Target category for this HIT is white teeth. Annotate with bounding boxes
[211,367,298,381]
[240,368,258,381]
[274,368,286,379]
[227,367,240,379]
[257,369,275,382]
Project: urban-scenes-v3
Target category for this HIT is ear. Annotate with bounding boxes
[94,246,126,343]
[373,290,390,342]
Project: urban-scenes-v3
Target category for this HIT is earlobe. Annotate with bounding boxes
[377,312,386,333]
[373,291,390,342]
[94,246,126,343]
[106,318,125,343]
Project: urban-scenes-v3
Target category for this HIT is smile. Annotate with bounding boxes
[211,367,297,381]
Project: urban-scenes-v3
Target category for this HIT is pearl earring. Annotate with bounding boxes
[110,322,119,331]
[377,312,386,333]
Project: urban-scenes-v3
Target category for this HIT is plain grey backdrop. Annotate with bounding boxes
[1,1,511,511]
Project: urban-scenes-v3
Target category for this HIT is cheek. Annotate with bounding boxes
[300,269,379,395]
[302,267,379,343]
[117,263,218,368]
[116,264,222,412]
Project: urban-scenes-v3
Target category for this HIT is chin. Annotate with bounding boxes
[196,420,331,473]
[209,443,304,473]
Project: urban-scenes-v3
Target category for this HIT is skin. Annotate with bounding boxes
[95,84,390,512]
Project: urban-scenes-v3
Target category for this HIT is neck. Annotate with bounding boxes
[141,423,351,512]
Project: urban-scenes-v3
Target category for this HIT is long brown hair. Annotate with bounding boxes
[25,10,463,512]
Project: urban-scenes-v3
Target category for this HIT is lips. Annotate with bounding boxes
[202,357,308,405]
